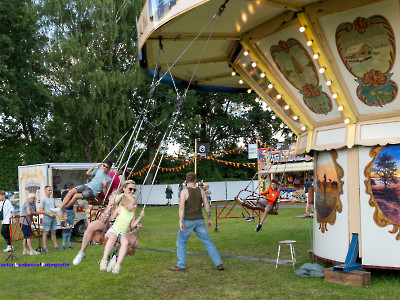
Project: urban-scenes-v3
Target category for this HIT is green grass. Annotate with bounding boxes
[0,205,399,299]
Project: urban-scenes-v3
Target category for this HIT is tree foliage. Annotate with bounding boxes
[373,153,398,190]
[38,0,145,162]
[0,0,50,144]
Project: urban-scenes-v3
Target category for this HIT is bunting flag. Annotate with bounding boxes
[130,142,274,176]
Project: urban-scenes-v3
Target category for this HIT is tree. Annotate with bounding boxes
[0,0,51,145]
[38,0,146,162]
[175,90,283,153]
[373,153,398,190]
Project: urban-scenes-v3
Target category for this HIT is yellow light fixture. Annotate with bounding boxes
[284,104,289,110]
[338,105,344,111]
[332,93,338,99]
[231,71,236,76]
[301,125,306,131]
[326,80,332,86]
[313,53,319,60]
[252,62,257,67]
[239,79,243,84]
[293,115,298,120]
[244,51,249,56]
[344,118,350,124]
[277,94,282,99]
[247,89,252,93]
[271,115,276,120]
[319,67,326,74]
[299,26,306,32]
[306,40,313,46]
[260,73,265,78]
[267,83,273,89]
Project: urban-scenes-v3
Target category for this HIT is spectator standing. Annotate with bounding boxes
[39,186,61,252]
[1,190,15,252]
[169,172,223,271]
[165,184,173,206]
[60,212,73,250]
[20,193,40,255]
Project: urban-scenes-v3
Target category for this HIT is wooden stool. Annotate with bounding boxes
[276,240,297,268]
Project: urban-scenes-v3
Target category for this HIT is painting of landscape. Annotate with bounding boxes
[371,144,400,225]
[315,151,340,221]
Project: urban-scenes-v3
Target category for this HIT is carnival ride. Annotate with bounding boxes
[137,0,400,269]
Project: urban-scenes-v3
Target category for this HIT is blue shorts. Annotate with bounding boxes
[43,215,57,232]
[75,184,95,199]
[21,224,33,238]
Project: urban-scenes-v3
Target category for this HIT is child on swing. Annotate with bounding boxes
[99,194,144,275]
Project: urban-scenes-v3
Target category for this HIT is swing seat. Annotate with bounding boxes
[235,197,279,215]
[97,236,136,256]
[87,194,108,206]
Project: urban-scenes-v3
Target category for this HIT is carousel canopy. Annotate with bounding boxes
[137,0,400,153]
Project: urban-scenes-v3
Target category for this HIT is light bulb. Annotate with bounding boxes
[244,51,249,56]
[299,26,306,32]
[272,115,276,120]
[277,94,282,99]
[301,125,306,131]
[306,40,313,46]
[338,105,344,111]
[260,73,265,78]
[319,67,326,73]
[239,79,243,84]
[313,53,319,60]
[268,83,273,89]
[293,115,298,120]
[247,89,252,93]
[252,62,257,67]
[326,80,332,86]
[231,71,236,76]
[284,104,289,110]
[332,93,338,99]
[344,118,350,124]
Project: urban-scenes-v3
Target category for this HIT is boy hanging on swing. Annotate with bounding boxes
[250,179,280,232]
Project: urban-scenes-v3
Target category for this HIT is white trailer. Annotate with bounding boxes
[18,163,97,236]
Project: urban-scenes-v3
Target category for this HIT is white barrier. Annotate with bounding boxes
[136,180,257,205]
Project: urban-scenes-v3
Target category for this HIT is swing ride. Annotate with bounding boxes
[137,0,400,269]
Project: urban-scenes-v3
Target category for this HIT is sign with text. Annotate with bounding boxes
[248,143,257,159]
[258,148,313,170]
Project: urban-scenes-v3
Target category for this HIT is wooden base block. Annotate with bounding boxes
[324,267,371,287]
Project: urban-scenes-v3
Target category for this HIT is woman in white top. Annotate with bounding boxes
[0,190,15,252]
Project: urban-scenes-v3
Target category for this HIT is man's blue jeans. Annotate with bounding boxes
[66,210,75,228]
[177,219,222,268]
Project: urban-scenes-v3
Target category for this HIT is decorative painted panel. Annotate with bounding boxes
[336,15,397,107]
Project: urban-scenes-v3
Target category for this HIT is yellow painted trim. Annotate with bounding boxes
[297,13,357,124]
[240,40,314,132]
[347,123,356,148]
[306,130,313,152]
[231,63,300,135]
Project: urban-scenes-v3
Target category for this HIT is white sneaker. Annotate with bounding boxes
[30,250,40,255]
[112,263,121,275]
[23,251,29,255]
[73,251,86,265]
[100,260,107,271]
[4,245,12,252]
[107,255,117,272]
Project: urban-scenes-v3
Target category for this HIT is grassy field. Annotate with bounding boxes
[0,204,399,299]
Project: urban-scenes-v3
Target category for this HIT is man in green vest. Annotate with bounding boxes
[169,172,224,271]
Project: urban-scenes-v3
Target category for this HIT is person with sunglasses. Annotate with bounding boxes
[59,160,113,211]
[73,180,141,265]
